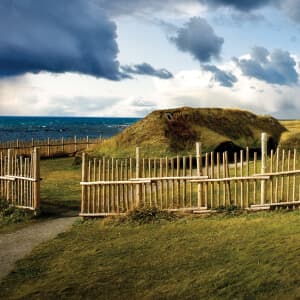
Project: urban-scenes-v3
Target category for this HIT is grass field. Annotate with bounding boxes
[3,148,300,299]
[1,211,300,299]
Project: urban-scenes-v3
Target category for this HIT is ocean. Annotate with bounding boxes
[0,116,140,142]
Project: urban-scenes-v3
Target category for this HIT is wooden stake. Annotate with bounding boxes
[261,133,267,205]
[136,147,141,207]
[183,156,187,207]
[210,152,214,208]
[33,148,40,212]
[253,152,257,204]
[246,147,249,207]
[217,152,221,207]
[205,152,208,208]
[81,153,88,214]
[275,148,279,203]
[196,142,202,207]
[189,155,192,207]
[240,150,244,207]
[293,149,296,202]
[287,150,291,202]
[280,149,285,201]
[234,152,237,206]
[270,150,274,203]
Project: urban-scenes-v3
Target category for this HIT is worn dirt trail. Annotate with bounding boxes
[0,217,77,280]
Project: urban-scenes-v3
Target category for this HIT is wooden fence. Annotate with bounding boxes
[80,133,300,216]
[0,136,102,158]
[0,148,40,212]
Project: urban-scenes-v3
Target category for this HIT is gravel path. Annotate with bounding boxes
[0,217,78,280]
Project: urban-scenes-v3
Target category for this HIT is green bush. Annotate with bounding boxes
[126,207,177,224]
[216,204,242,215]
[0,198,34,225]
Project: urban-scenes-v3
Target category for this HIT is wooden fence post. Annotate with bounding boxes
[81,153,88,214]
[261,132,267,205]
[7,149,13,203]
[74,136,77,152]
[16,139,19,156]
[86,136,89,149]
[196,142,203,207]
[33,147,40,213]
[47,137,50,157]
[136,147,140,207]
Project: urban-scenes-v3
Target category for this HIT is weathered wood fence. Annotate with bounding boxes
[80,133,300,216]
[0,136,102,158]
[0,148,40,212]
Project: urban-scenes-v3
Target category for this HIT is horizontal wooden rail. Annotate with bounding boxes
[0,176,15,181]
[80,179,151,186]
[250,201,300,210]
[255,170,300,177]
[0,141,96,150]
[190,175,270,183]
[80,213,127,217]
[13,205,36,211]
[4,175,38,182]
[131,175,209,181]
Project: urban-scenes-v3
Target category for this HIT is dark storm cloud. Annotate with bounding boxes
[0,0,122,79]
[198,0,271,11]
[170,17,224,63]
[121,63,173,79]
[202,64,237,87]
[97,0,196,16]
[202,0,300,23]
[97,0,300,25]
[234,47,298,85]
[97,0,270,15]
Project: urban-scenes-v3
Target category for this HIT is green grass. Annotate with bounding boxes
[40,157,81,216]
[1,211,300,299]
[91,107,285,158]
[0,199,37,234]
[280,120,300,149]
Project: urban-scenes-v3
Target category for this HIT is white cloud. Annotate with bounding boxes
[1,56,300,119]
[152,61,300,118]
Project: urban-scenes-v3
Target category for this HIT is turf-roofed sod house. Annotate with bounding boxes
[92,107,286,158]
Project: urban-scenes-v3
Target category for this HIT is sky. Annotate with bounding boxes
[1,0,300,118]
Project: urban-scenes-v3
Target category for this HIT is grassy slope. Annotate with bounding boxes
[1,212,300,299]
[91,107,285,158]
[280,120,300,149]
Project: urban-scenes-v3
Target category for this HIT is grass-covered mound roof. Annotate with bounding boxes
[91,107,286,158]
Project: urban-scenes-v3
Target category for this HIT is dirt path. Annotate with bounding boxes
[0,217,78,280]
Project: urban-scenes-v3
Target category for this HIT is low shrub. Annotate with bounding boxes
[216,204,242,215]
[126,207,178,224]
[0,198,34,225]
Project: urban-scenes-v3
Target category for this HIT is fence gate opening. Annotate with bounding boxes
[0,148,40,213]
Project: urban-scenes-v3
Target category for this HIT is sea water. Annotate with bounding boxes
[0,116,140,142]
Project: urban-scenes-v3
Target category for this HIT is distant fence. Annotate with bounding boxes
[0,148,40,212]
[80,133,300,216]
[0,136,102,158]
